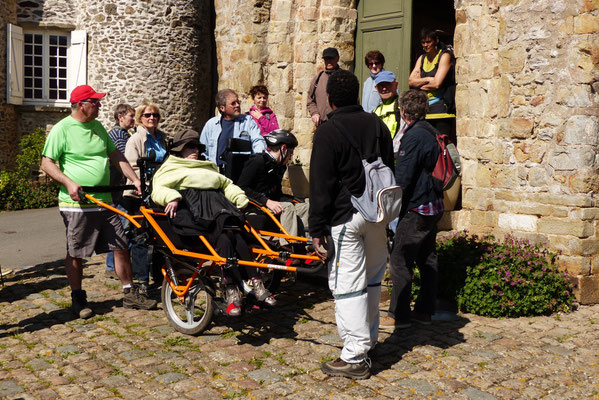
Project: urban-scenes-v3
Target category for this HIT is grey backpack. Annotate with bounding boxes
[330,119,402,224]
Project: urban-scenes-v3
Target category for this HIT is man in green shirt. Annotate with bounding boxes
[41,85,157,319]
[372,71,406,157]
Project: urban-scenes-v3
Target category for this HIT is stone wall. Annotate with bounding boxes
[453,0,599,303]
[214,0,357,164]
[18,107,69,137]
[11,0,212,141]
[76,0,213,135]
[0,0,19,168]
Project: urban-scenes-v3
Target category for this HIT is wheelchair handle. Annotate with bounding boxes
[80,185,136,192]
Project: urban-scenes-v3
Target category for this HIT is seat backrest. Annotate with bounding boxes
[137,150,163,206]
[221,138,253,183]
[149,213,210,255]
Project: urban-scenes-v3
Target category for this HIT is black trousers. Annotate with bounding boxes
[215,231,258,285]
[388,211,442,321]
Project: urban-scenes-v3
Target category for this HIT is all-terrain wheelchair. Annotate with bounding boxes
[219,138,324,292]
[80,152,328,335]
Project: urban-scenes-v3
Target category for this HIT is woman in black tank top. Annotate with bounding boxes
[408,28,456,142]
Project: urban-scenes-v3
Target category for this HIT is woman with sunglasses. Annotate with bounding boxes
[123,100,168,295]
[361,50,386,113]
[408,28,456,141]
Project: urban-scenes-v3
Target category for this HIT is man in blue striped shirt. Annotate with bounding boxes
[105,104,135,278]
[109,104,135,154]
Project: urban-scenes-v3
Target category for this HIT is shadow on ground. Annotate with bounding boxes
[0,259,119,339]
[0,299,123,339]
[208,273,333,346]
[0,259,75,303]
[371,315,469,376]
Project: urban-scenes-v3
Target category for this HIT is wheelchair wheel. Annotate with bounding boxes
[161,272,214,335]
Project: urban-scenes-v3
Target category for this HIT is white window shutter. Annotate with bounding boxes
[67,30,87,95]
[6,23,24,105]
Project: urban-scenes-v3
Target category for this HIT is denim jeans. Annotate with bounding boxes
[105,202,149,284]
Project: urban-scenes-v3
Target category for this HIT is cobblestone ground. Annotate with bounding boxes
[0,256,598,399]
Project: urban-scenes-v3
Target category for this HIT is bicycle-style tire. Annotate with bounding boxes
[161,272,214,335]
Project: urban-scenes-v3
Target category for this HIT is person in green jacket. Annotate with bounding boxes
[152,129,276,316]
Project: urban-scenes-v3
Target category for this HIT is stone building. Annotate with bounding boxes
[1,0,598,302]
[1,0,213,167]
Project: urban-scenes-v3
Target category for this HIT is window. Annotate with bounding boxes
[24,32,69,102]
[6,24,87,106]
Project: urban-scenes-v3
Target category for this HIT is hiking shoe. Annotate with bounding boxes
[321,357,371,380]
[123,287,158,310]
[135,283,149,297]
[71,289,93,319]
[412,311,432,325]
[379,316,411,330]
[249,278,277,306]
[104,269,119,280]
[225,284,242,317]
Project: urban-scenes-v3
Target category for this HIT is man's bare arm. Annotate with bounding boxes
[41,156,82,201]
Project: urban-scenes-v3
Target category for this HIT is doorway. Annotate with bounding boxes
[354,0,456,95]
[354,0,412,96]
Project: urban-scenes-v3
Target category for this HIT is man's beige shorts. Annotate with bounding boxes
[60,210,128,258]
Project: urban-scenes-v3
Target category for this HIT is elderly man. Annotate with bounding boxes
[307,47,342,127]
[41,85,157,319]
[200,89,266,166]
[372,71,406,157]
[310,70,393,379]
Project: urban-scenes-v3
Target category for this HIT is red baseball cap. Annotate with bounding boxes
[70,85,106,104]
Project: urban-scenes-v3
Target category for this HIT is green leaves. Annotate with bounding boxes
[438,232,576,318]
[0,127,58,210]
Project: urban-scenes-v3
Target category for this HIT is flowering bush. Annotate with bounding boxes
[454,234,576,317]
[436,231,494,304]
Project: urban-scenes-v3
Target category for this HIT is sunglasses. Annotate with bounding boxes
[142,113,160,119]
[367,62,381,67]
[81,99,100,104]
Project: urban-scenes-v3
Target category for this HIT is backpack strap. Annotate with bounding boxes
[329,118,382,160]
[310,71,325,101]
[393,99,401,136]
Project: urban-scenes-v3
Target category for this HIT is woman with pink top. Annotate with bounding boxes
[248,85,279,136]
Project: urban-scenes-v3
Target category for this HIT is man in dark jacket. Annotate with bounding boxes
[309,70,394,380]
[381,89,444,329]
[237,129,309,239]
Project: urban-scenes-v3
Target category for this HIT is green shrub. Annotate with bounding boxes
[456,234,575,317]
[0,128,58,210]
[388,231,576,318]
[15,127,48,177]
[437,231,494,303]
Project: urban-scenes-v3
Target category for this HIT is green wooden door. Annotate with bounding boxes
[355,0,412,99]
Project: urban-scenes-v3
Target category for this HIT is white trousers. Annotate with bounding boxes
[329,212,388,363]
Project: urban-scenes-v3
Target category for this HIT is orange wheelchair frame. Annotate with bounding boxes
[81,192,327,335]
